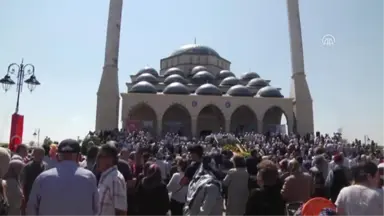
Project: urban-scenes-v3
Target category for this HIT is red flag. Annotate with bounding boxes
[9,113,24,152]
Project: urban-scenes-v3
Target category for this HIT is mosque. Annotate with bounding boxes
[95,0,314,138]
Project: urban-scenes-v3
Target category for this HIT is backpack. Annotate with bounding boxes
[0,180,9,215]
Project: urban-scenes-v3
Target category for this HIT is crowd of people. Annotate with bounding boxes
[0,129,382,216]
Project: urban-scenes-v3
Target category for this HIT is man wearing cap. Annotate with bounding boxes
[26,139,99,215]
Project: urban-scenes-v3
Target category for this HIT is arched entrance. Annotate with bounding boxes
[197,105,225,137]
[162,104,192,137]
[262,106,288,135]
[127,103,157,135]
[230,105,257,134]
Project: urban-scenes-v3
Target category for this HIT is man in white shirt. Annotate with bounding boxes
[96,144,127,216]
[335,162,383,215]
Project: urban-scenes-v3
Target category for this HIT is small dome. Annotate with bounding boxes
[241,72,260,81]
[163,67,184,77]
[256,86,283,98]
[191,66,207,75]
[163,82,190,95]
[129,81,157,94]
[219,76,239,87]
[164,74,188,85]
[170,44,220,57]
[226,85,253,97]
[192,71,215,85]
[135,73,158,85]
[218,70,235,79]
[195,83,222,96]
[137,66,159,77]
[246,78,269,88]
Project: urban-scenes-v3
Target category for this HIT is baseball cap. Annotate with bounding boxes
[58,139,81,153]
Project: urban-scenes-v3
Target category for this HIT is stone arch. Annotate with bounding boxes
[262,106,288,134]
[162,104,192,137]
[127,103,157,135]
[197,104,225,137]
[230,105,258,134]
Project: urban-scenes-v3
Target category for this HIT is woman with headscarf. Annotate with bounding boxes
[4,160,25,215]
[135,163,170,215]
[0,147,11,215]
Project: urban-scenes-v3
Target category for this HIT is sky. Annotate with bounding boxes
[0,0,382,145]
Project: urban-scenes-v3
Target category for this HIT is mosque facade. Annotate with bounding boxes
[95,0,314,137]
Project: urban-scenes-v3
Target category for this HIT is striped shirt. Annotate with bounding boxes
[97,166,127,215]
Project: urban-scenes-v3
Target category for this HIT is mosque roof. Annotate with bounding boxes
[164,74,189,85]
[226,84,253,97]
[191,65,208,76]
[163,67,185,78]
[219,76,239,87]
[246,78,269,88]
[191,71,215,85]
[217,70,235,80]
[163,82,190,95]
[129,81,157,94]
[256,86,283,98]
[170,44,220,57]
[136,66,159,77]
[240,72,260,81]
[135,73,159,85]
[195,83,222,96]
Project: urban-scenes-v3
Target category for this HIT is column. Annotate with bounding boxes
[191,117,197,138]
[225,119,231,133]
[257,119,263,134]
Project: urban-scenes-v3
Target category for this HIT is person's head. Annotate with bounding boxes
[57,139,81,162]
[256,159,279,187]
[142,163,162,188]
[188,144,204,162]
[177,158,188,173]
[288,159,300,174]
[378,163,384,188]
[351,161,379,187]
[96,144,118,172]
[0,147,11,178]
[4,159,25,180]
[32,147,45,162]
[333,153,343,164]
[87,146,99,161]
[15,144,28,158]
[119,148,130,161]
[231,155,246,168]
[49,144,58,158]
[42,144,50,156]
[279,159,288,172]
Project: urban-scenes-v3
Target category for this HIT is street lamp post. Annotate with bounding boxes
[0,59,41,113]
[33,128,41,146]
[0,59,40,151]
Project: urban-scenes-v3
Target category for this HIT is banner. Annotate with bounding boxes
[126,120,140,132]
[9,113,24,152]
[267,124,286,135]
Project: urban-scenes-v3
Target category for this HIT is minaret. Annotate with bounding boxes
[95,0,123,131]
[286,0,314,135]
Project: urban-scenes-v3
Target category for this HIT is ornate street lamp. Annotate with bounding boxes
[0,59,40,113]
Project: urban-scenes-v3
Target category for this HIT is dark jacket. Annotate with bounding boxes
[245,184,285,215]
[135,182,170,215]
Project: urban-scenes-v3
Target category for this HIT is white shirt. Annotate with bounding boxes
[155,159,169,180]
[335,184,383,215]
[97,166,127,215]
[167,172,188,203]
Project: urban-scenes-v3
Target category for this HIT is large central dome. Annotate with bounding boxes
[170,44,220,57]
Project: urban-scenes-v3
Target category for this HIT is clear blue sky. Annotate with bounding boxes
[0,0,382,144]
